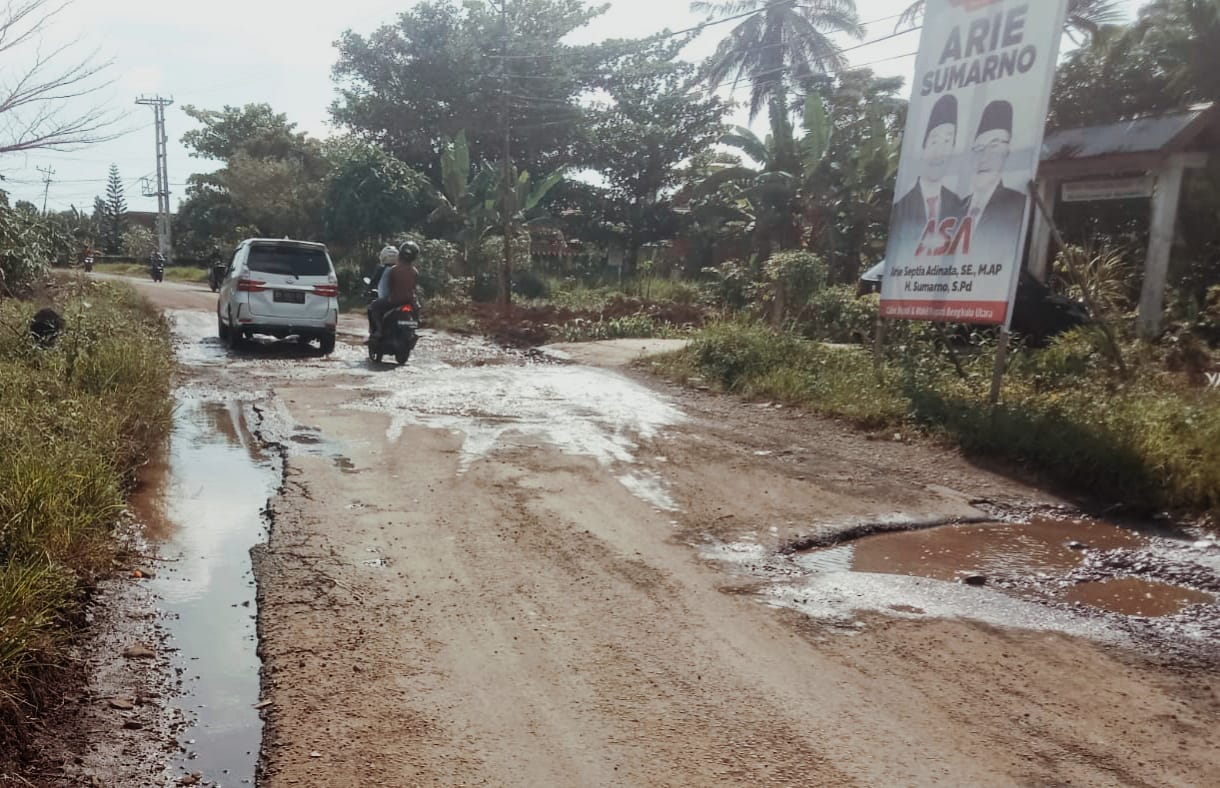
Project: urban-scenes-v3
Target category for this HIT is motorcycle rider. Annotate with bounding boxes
[368,241,420,340]
[366,244,400,333]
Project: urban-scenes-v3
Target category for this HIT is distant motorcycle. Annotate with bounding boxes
[208,261,226,292]
[150,261,165,283]
[363,276,419,366]
[82,255,94,273]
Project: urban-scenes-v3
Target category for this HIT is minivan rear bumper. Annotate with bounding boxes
[236,323,336,340]
[234,304,338,338]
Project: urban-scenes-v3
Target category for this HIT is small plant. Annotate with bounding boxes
[1054,243,1136,318]
[805,285,878,344]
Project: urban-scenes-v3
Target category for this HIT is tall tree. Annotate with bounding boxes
[332,0,613,177]
[587,46,728,275]
[691,0,863,122]
[177,104,330,244]
[321,137,433,252]
[103,165,126,255]
[0,0,118,154]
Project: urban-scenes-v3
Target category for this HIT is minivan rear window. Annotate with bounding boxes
[247,244,330,277]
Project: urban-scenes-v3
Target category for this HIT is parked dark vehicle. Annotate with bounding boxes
[1009,270,1090,347]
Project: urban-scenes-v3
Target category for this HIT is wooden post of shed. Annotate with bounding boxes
[1027,177,1058,283]
[1138,156,1187,338]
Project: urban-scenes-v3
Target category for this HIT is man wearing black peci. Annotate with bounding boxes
[890,93,966,257]
[961,99,1028,260]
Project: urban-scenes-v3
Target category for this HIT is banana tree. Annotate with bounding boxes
[483,163,564,307]
[429,132,497,272]
[693,94,832,262]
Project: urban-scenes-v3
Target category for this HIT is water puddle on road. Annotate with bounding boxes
[706,516,1220,649]
[810,517,1145,584]
[1065,577,1214,617]
[131,396,278,786]
[351,363,685,509]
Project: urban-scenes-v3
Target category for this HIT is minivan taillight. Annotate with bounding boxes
[237,278,267,292]
[313,284,339,297]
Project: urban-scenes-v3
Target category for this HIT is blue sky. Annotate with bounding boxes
[1,0,1145,214]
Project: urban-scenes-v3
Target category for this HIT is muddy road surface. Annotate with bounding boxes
[63,277,1220,786]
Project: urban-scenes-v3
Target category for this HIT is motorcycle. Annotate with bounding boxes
[82,255,94,273]
[208,262,226,292]
[363,276,419,366]
[150,261,165,283]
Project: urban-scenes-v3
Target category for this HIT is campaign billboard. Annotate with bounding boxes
[881,0,1070,327]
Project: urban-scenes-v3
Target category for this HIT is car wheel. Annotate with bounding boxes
[217,314,229,340]
[395,349,410,366]
[319,333,336,355]
[227,311,243,351]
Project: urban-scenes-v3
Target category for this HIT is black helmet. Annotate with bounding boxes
[398,241,420,262]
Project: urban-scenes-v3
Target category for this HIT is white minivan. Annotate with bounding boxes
[217,238,340,354]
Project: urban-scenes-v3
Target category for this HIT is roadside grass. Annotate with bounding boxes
[650,321,1220,518]
[552,315,690,343]
[0,277,173,745]
[93,262,208,284]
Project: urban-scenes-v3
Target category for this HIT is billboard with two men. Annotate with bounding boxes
[881,0,1070,327]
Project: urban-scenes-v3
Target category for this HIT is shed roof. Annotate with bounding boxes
[1041,104,1216,163]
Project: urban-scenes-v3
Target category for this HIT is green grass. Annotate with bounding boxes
[0,277,174,744]
[553,315,691,343]
[93,262,208,283]
[651,321,1220,518]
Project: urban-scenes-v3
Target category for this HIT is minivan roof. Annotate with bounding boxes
[242,238,327,249]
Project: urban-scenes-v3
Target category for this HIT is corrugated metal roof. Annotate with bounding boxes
[1041,105,1214,161]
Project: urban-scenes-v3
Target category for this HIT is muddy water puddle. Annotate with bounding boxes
[793,518,1217,621]
[811,518,1144,584]
[1066,578,1214,617]
[707,515,1220,652]
[131,397,278,785]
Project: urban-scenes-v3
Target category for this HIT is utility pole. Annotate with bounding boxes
[499,0,513,312]
[36,166,55,214]
[136,95,174,263]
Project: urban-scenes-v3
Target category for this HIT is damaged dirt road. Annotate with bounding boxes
[72,279,1220,786]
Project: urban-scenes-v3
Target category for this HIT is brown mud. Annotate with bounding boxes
[9,275,1220,787]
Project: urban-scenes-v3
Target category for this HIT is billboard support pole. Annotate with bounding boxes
[988,330,1010,405]
[1027,180,1128,378]
[873,315,887,368]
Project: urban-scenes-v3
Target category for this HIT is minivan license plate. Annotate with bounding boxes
[273,290,306,304]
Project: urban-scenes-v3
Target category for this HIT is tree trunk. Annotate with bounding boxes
[772,279,787,328]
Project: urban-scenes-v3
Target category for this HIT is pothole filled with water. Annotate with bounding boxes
[800,518,1145,585]
[705,515,1220,651]
[130,397,279,785]
[1065,577,1214,618]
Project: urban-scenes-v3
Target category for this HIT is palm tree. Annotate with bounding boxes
[692,1,863,123]
[898,0,1123,43]
[1135,0,1220,102]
